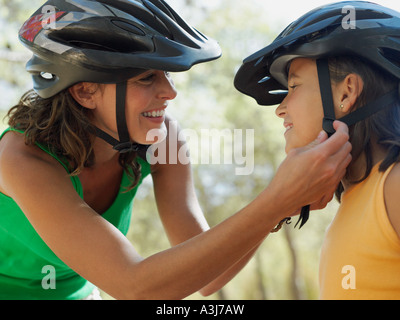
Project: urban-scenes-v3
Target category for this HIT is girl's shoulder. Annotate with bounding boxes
[384,162,400,237]
[385,161,400,193]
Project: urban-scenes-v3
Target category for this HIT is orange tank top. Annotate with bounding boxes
[319,162,400,299]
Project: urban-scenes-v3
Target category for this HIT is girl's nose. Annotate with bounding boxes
[275,96,288,118]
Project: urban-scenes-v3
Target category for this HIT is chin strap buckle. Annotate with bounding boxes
[113,142,139,154]
[322,117,335,137]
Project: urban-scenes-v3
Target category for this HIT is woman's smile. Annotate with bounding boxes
[141,106,167,123]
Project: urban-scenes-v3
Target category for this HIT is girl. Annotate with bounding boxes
[235,1,400,299]
[0,0,351,299]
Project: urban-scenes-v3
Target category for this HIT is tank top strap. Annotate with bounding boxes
[1,127,72,172]
[0,127,82,195]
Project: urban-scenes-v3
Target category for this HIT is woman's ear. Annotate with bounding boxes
[334,73,364,114]
[68,82,99,109]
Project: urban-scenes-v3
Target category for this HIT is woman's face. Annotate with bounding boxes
[275,58,325,153]
[90,70,177,145]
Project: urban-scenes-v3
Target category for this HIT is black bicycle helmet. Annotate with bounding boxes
[234,1,400,228]
[234,0,400,124]
[19,0,221,152]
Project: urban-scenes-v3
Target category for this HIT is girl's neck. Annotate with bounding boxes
[342,139,387,190]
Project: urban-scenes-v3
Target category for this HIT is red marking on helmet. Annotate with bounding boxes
[19,11,65,42]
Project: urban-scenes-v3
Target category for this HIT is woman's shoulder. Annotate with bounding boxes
[0,129,61,167]
[0,130,66,196]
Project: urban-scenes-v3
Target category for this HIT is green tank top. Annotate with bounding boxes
[0,128,151,299]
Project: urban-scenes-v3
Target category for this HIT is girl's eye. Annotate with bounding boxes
[289,85,297,90]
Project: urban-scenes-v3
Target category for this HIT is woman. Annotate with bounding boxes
[235,1,400,299]
[0,0,351,299]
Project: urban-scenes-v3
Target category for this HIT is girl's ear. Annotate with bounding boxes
[68,82,99,109]
[335,73,364,114]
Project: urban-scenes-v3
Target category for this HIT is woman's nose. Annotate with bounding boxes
[157,72,178,101]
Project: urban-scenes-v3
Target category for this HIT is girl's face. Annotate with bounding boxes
[90,70,177,145]
[275,58,325,153]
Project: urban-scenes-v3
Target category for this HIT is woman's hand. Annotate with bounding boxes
[267,121,352,219]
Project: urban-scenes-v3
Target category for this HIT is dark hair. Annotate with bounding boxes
[7,89,142,191]
[328,56,400,200]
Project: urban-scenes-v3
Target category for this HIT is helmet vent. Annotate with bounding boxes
[50,25,151,53]
[355,10,392,21]
[293,8,392,33]
[378,46,400,69]
[111,20,145,36]
[269,89,288,95]
[97,0,171,37]
[66,39,149,53]
[258,76,270,84]
[40,72,55,80]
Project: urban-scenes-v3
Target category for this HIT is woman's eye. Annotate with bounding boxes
[138,73,156,84]
[135,71,171,85]
[289,85,297,90]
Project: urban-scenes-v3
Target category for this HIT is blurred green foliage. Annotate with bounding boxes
[0,0,339,300]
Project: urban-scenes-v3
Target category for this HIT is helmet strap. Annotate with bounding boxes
[316,58,336,136]
[316,58,399,134]
[290,59,335,230]
[296,58,398,230]
[338,89,398,126]
[94,81,140,153]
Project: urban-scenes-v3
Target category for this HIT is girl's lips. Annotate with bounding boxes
[284,122,293,134]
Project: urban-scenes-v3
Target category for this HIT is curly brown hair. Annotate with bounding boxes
[6,89,142,191]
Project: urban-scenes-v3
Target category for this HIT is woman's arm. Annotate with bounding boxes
[0,137,279,299]
[0,122,351,300]
[151,117,262,296]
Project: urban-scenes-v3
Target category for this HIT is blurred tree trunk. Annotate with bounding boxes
[254,251,268,300]
[214,288,227,300]
[192,169,229,300]
[283,226,305,300]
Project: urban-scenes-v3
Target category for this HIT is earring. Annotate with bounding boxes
[339,104,344,109]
